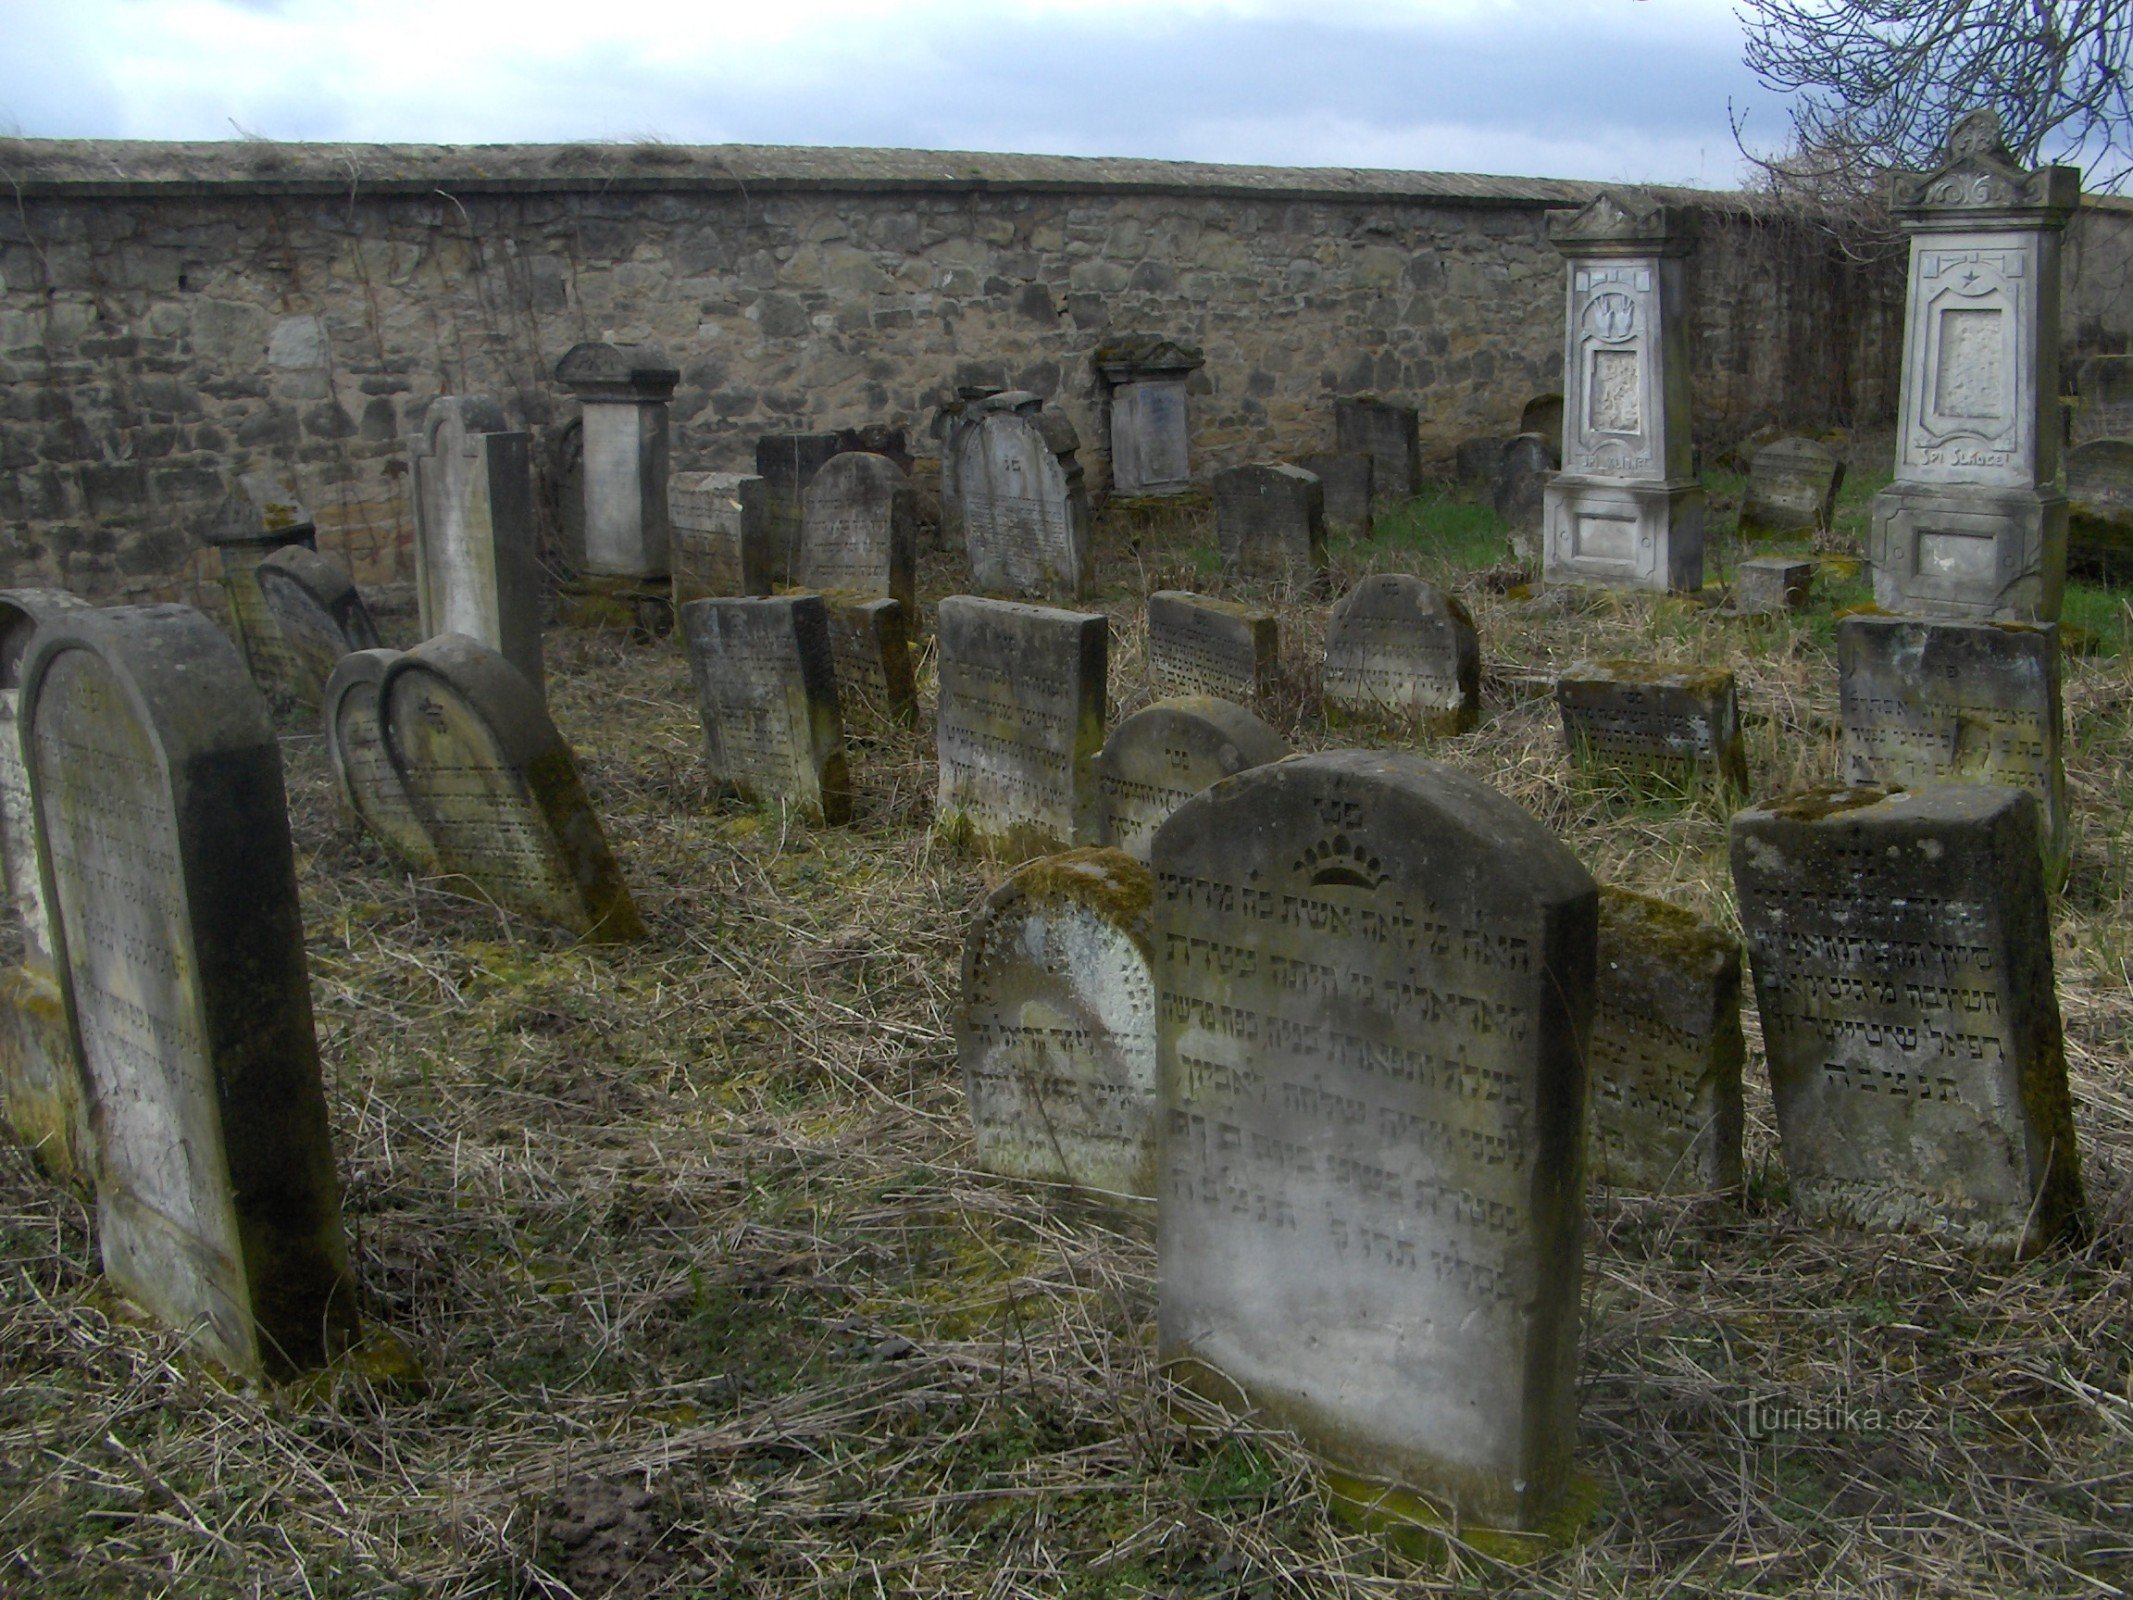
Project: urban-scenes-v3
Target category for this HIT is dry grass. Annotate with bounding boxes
[7,473,2133,1598]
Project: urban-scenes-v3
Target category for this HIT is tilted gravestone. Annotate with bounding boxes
[1095,338,1203,496]
[1334,396,1421,503]
[1297,451,1374,532]
[1213,464,1325,581]
[23,604,358,1375]
[935,387,1007,544]
[1322,574,1479,735]
[1096,695,1288,863]
[955,403,1091,599]
[755,432,844,581]
[323,649,440,872]
[380,634,645,941]
[1739,437,1844,539]
[554,341,678,580]
[959,848,1160,1197]
[1730,557,1815,615]
[1837,614,2067,886]
[408,394,543,694]
[1730,783,2085,1253]
[681,595,850,824]
[935,596,1107,860]
[255,545,380,709]
[2067,439,2133,580]
[204,470,318,702]
[821,594,917,729]
[1589,887,1744,1193]
[1557,662,1748,795]
[1145,591,1279,706]
[796,452,918,619]
[669,471,771,606]
[1154,750,1597,1532]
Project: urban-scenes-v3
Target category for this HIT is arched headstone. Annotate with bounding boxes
[1095,696,1288,863]
[255,545,380,708]
[796,452,917,619]
[954,406,1091,599]
[1322,574,1480,734]
[323,648,439,871]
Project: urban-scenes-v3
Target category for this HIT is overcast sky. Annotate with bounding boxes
[1,0,1780,188]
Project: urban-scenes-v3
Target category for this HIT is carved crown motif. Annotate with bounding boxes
[1546,190,1690,256]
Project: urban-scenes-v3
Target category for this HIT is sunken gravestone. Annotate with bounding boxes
[555,342,678,581]
[1837,614,2067,885]
[1334,396,1421,504]
[1213,464,1325,582]
[205,470,318,702]
[958,848,1160,1197]
[1154,751,1597,1533]
[1557,662,1748,795]
[935,596,1107,859]
[2067,439,2133,579]
[822,595,917,728]
[1095,338,1203,496]
[1588,887,1744,1193]
[1096,696,1289,863]
[954,401,1091,599]
[756,432,844,580]
[1730,783,2084,1253]
[681,596,850,825]
[323,649,439,872]
[1739,437,1844,539]
[795,452,918,618]
[23,604,358,1375]
[1297,451,1375,532]
[668,471,771,606]
[1145,592,1279,706]
[408,394,544,694]
[1321,574,1480,735]
[255,546,380,708]
[1730,557,1815,615]
[380,634,644,941]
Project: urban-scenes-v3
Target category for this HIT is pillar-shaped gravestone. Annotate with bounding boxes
[1589,887,1744,1193]
[796,452,918,619]
[1298,451,1374,532]
[1870,111,2079,621]
[955,401,1092,599]
[821,594,917,729]
[1322,574,1480,735]
[1155,751,1597,1533]
[255,546,380,709]
[323,649,439,872]
[669,471,771,606]
[409,395,543,695]
[935,596,1106,859]
[23,605,358,1375]
[1145,592,1279,706]
[381,634,644,941]
[959,848,1160,1197]
[1837,614,2067,885]
[1740,438,1844,539]
[681,596,850,825]
[756,432,845,581]
[0,588,92,1184]
[1729,557,1815,615]
[1541,194,1703,593]
[1334,396,1421,504]
[555,342,678,579]
[2068,439,2133,579]
[1214,464,1325,582]
[204,470,319,702]
[1095,338,1204,496]
[1096,696,1288,863]
[1557,662,1747,795]
[1731,784,2084,1253]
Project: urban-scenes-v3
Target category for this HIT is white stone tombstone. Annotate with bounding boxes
[555,342,679,580]
[1095,338,1204,496]
[409,394,544,694]
[954,403,1091,599]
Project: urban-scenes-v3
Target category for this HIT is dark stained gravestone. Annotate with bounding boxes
[954,404,1092,599]
[1096,696,1289,863]
[1739,437,1845,539]
[1154,751,1597,1533]
[796,452,918,619]
[1298,451,1375,533]
[1334,396,1421,504]
[204,470,318,703]
[1557,662,1748,795]
[1321,574,1480,735]
[23,604,358,1376]
[669,471,772,605]
[1213,464,1325,582]
[958,848,1160,1197]
[1145,591,1280,706]
[2073,355,2133,444]
[1519,393,1566,445]
[1730,783,2084,1254]
[1491,433,1555,559]
[255,545,381,709]
[1837,615,2067,886]
[755,432,844,582]
[935,596,1107,860]
[2067,439,2133,580]
[323,649,440,872]
[820,593,917,729]
[408,394,544,695]
[681,595,850,825]
[381,634,645,942]
[1589,887,1744,1193]
[1729,557,1815,615]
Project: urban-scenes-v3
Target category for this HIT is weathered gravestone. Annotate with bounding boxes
[681,595,850,824]
[380,633,644,941]
[756,432,844,580]
[2067,439,2133,580]
[935,596,1107,859]
[1730,783,2085,1253]
[1095,338,1203,496]
[23,604,358,1375]
[935,387,1007,544]
[323,649,440,872]
[1322,574,1479,735]
[1493,433,1556,560]
[796,452,917,618]
[955,402,1091,599]
[1297,451,1375,532]
[1145,591,1279,705]
[408,394,543,694]
[668,471,771,606]
[204,470,318,702]
[959,848,1160,1197]
[2073,355,2133,444]
[1588,887,1744,1193]
[1096,695,1288,863]
[1520,393,1566,445]
[555,342,678,581]
[1837,614,2067,885]
[1154,750,1597,1532]
[255,545,380,708]
[1557,662,1748,794]
[1729,557,1815,615]
[1213,464,1325,582]
[1334,396,1421,504]
[1740,437,1845,539]
[821,594,917,729]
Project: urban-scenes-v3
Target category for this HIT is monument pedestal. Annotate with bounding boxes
[1869,480,2066,621]
[1542,475,1704,593]
[557,573,673,637]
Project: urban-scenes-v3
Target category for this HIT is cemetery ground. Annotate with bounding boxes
[9,449,2133,1598]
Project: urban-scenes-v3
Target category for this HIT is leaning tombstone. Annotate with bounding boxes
[1588,887,1744,1193]
[1730,783,2085,1253]
[820,594,917,729]
[680,595,850,824]
[1739,437,1844,539]
[1213,464,1325,582]
[959,848,1160,1197]
[23,604,359,1375]
[1837,613,2067,885]
[381,634,644,941]
[1297,451,1375,532]
[1095,338,1203,496]
[934,387,1007,544]
[1728,557,1815,615]
[408,395,544,694]
[669,471,772,605]
[555,341,678,623]
[955,399,1092,599]
[255,545,380,709]
[1869,111,2078,621]
[1333,396,1421,504]
[935,596,1107,859]
[323,649,440,872]
[204,470,318,701]
[2067,439,2133,581]
[1145,591,1279,705]
[796,452,918,619]
[1557,661,1748,795]
[1095,695,1287,862]
[1321,573,1479,734]
[755,432,844,581]
[1155,750,1597,1534]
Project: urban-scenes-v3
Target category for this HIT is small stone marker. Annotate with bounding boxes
[1297,451,1374,531]
[1557,661,1748,794]
[959,848,1160,1196]
[323,649,440,872]
[681,595,850,824]
[204,470,318,701]
[1321,574,1480,735]
[1154,750,1597,1532]
[1095,338,1203,496]
[1589,887,1744,1193]
[820,593,917,728]
[2067,439,2133,579]
[255,546,380,708]
[555,341,678,579]
[1837,614,2067,884]
[955,402,1092,599]
[1334,396,1421,503]
[935,595,1107,859]
[381,634,644,941]
[669,471,772,604]
[1145,591,1279,705]
[796,452,918,618]
[1096,695,1287,863]
[1213,464,1325,581]
[409,394,544,694]
[1730,783,2085,1253]
[1740,437,1844,538]
[755,432,845,579]
[1730,557,1815,615]
[24,604,358,1375]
